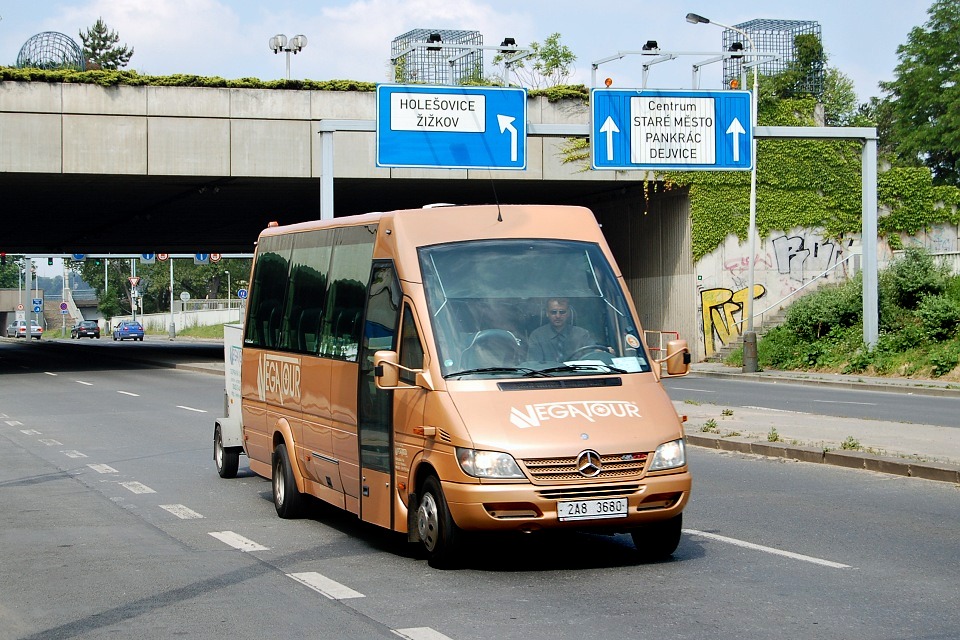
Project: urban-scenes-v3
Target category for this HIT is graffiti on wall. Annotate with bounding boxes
[700,284,766,358]
[771,234,853,282]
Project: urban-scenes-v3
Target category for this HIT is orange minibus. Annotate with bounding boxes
[216,204,691,567]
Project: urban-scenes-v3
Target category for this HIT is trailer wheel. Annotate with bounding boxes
[417,476,462,568]
[273,443,303,518]
[214,424,239,479]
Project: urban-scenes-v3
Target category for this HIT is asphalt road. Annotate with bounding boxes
[2,339,959,639]
[663,373,960,428]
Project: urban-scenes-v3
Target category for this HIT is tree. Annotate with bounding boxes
[767,33,826,100]
[79,18,134,70]
[879,0,960,186]
[494,33,575,89]
[821,68,858,126]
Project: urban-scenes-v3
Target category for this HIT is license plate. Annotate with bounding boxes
[557,498,628,521]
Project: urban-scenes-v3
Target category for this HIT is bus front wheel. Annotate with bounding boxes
[417,476,462,568]
[273,443,303,518]
[631,513,682,562]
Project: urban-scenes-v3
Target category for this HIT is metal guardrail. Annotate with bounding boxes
[736,253,860,330]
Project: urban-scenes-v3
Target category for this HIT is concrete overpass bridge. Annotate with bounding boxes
[0,81,697,354]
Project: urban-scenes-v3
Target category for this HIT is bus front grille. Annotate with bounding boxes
[521,453,647,482]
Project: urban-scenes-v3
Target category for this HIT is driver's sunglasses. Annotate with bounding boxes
[549,309,568,316]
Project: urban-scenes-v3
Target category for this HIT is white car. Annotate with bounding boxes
[6,320,43,339]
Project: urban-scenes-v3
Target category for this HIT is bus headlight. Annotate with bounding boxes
[456,448,525,479]
[648,439,686,471]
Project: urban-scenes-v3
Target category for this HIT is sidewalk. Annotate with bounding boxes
[681,363,960,484]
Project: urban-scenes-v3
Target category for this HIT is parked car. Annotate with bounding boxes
[113,321,144,341]
[71,320,101,339]
[6,320,43,340]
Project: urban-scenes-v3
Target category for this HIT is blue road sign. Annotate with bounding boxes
[141,253,155,264]
[591,89,752,171]
[194,253,209,265]
[33,305,42,313]
[237,288,248,300]
[376,84,527,170]
[72,254,86,261]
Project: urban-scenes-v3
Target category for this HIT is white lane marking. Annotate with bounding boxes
[20,429,41,436]
[287,572,365,600]
[118,391,140,397]
[63,450,87,458]
[393,629,455,640]
[160,504,204,519]
[744,405,811,414]
[75,380,93,386]
[5,420,23,426]
[120,481,156,494]
[39,438,63,446]
[672,386,716,393]
[811,399,877,406]
[684,529,852,569]
[176,405,207,413]
[87,463,118,474]
[44,372,57,376]
[209,531,269,552]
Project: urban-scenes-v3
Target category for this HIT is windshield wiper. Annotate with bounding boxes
[444,366,551,379]
[538,363,628,375]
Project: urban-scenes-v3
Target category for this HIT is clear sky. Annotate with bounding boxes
[0,0,934,103]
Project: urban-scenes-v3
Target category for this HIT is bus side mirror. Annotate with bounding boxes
[374,350,401,388]
[662,339,691,377]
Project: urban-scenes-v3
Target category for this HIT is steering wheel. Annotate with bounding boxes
[568,344,611,359]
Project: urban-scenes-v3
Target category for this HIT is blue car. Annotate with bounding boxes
[113,321,144,341]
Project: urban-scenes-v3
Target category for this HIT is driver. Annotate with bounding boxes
[526,297,595,362]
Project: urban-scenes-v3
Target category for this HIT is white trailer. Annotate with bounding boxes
[214,323,245,478]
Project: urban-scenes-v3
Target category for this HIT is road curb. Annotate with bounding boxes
[686,433,960,484]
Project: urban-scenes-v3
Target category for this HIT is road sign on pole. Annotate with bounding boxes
[591,89,752,171]
[141,253,155,264]
[376,84,527,170]
[194,253,209,265]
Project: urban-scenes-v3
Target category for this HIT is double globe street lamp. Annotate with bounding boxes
[269,33,307,80]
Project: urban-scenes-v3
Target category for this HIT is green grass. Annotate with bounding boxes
[146,323,227,339]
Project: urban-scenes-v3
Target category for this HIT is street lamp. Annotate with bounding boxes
[269,33,307,80]
[225,270,231,306]
[686,12,761,372]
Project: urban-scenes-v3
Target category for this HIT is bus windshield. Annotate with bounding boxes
[419,239,652,379]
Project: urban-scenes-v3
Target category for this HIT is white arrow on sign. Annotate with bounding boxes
[726,117,746,162]
[497,114,518,163]
[600,116,620,162]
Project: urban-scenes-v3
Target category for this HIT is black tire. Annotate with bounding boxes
[417,475,463,568]
[272,443,303,518]
[631,513,682,562]
[214,425,239,479]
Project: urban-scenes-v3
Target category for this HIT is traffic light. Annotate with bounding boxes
[48,257,54,266]
[1,253,6,266]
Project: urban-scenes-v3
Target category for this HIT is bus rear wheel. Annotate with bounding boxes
[273,443,303,518]
[417,476,462,568]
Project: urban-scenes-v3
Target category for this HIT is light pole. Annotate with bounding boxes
[686,12,760,371]
[269,34,307,80]
[225,270,231,307]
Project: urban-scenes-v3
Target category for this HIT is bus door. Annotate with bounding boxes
[357,263,401,529]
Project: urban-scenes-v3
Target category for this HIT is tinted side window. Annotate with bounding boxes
[279,230,333,353]
[319,226,376,361]
[244,234,293,348]
[399,305,424,384]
